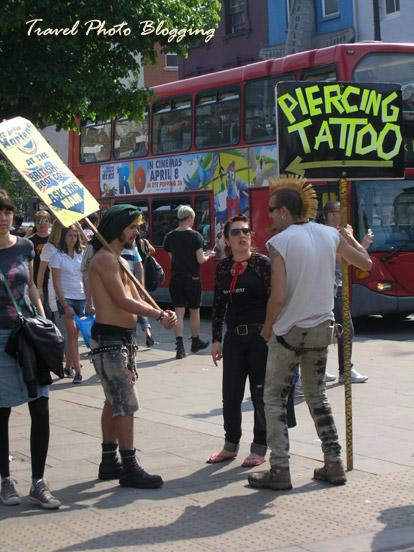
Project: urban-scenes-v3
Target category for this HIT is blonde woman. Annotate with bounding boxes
[37,220,73,375]
[51,226,86,384]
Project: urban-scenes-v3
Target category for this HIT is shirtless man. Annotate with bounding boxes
[88,204,176,488]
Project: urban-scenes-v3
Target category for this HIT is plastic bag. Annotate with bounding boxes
[74,314,95,348]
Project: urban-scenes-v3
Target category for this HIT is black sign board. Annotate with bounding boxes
[276,81,404,179]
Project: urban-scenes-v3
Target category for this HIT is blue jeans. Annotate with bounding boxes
[137,316,151,331]
[57,298,86,317]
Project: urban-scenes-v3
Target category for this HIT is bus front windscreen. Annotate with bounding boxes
[353,52,414,167]
[354,180,414,253]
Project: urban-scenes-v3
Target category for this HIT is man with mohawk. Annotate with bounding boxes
[248,176,372,491]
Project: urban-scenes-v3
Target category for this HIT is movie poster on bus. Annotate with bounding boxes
[100,150,254,197]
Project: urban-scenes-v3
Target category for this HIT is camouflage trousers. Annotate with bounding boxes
[264,320,341,469]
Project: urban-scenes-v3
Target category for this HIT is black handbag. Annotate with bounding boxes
[142,240,165,292]
[0,269,65,394]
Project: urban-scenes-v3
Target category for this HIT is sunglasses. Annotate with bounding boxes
[36,218,49,223]
[268,205,281,213]
[229,227,251,237]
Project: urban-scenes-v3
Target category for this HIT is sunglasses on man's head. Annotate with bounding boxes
[229,227,251,237]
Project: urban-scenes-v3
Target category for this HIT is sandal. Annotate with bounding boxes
[241,454,266,468]
[206,451,237,464]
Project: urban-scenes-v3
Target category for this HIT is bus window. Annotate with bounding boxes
[196,87,240,148]
[80,120,111,163]
[244,74,294,143]
[194,194,211,248]
[301,66,337,81]
[152,196,191,246]
[354,180,414,252]
[114,117,148,159]
[152,97,191,155]
[353,52,414,87]
[353,52,414,166]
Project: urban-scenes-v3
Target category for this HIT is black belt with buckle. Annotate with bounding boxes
[229,323,263,336]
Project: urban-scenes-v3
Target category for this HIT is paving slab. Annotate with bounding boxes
[1,316,413,552]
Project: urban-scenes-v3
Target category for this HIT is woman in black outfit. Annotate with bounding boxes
[209,214,295,467]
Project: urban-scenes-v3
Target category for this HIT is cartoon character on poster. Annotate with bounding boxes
[183,153,218,190]
[215,160,249,223]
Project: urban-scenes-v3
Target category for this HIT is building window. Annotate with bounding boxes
[322,0,339,18]
[385,0,400,14]
[226,0,248,34]
[165,53,178,71]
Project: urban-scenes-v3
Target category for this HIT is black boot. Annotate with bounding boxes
[191,336,209,353]
[98,442,122,480]
[119,449,163,489]
[176,337,186,359]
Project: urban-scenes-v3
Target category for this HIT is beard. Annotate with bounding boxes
[123,238,135,248]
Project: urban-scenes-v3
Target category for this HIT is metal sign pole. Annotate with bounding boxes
[339,176,353,471]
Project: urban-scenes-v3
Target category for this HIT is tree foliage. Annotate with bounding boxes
[0,159,34,214]
[0,1,221,129]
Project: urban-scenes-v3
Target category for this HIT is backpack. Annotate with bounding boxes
[142,240,165,292]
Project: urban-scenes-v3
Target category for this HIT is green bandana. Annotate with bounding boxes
[90,204,142,251]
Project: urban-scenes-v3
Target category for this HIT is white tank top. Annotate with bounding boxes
[266,222,339,336]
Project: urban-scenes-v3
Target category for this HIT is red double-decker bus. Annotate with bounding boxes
[68,42,414,318]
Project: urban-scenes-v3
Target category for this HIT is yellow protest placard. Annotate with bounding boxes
[0,117,99,226]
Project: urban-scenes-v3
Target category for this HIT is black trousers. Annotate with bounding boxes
[0,397,50,480]
[333,287,354,375]
[222,331,296,454]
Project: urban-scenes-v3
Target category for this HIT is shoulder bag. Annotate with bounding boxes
[0,269,65,393]
[142,240,165,292]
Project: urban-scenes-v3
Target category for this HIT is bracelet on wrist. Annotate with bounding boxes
[156,310,165,322]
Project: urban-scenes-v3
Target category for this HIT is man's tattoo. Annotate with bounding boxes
[268,244,281,259]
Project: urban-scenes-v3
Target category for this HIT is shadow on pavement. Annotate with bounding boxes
[371,505,414,551]
[55,469,327,551]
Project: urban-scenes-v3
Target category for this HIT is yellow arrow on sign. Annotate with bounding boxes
[286,155,394,175]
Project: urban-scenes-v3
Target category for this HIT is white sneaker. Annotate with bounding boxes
[339,369,368,384]
[325,372,336,382]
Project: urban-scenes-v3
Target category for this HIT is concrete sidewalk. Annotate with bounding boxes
[1,317,413,552]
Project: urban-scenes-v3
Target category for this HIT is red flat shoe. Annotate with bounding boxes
[206,451,237,464]
[241,454,266,468]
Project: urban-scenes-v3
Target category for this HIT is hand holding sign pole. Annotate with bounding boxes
[276,81,404,471]
[0,117,158,309]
